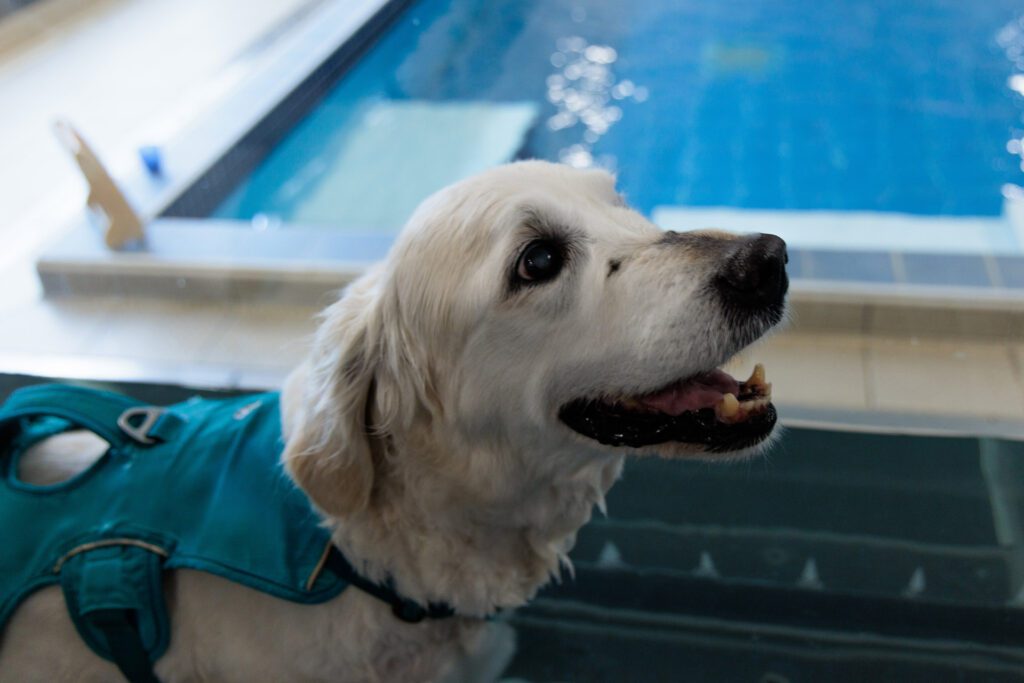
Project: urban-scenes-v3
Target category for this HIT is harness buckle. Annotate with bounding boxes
[117,407,166,445]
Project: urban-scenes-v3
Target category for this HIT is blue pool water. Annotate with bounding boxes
[213,0,1024,231]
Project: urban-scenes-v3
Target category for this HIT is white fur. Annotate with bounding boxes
[0,161,780,682]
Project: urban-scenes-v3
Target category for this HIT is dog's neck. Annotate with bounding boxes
[320,437,623,617]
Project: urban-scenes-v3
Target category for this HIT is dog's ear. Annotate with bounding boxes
[283,268,413,518]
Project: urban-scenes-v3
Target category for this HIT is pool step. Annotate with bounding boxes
[507,586,1024,682]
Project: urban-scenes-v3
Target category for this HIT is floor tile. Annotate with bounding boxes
[901,253,993,288]
[83,299,230,362]
[0,295,113,355]
[867,338,1024,419]
[866,307,1018,340]
[799,249,896,283]
[199,304,319,369]
[995,256,1024,289]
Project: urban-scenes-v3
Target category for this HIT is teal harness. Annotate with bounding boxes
[0,384,452,682]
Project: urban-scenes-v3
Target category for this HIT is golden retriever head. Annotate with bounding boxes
[284,161,787,518]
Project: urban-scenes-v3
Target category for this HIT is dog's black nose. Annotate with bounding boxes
[717,233,789,308]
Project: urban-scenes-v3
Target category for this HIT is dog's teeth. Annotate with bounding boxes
[745,363,766,388]
[718,393,739,418]
[750,363,766,385]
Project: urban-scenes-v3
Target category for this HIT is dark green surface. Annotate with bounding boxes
[506,426,1024,680]
[507,603,1024,682]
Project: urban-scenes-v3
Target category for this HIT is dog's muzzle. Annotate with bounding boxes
[558,232,789,455]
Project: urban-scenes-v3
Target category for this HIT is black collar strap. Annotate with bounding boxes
[324,547,456,623]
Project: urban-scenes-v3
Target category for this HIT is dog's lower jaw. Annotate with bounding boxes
[320,450,624,617]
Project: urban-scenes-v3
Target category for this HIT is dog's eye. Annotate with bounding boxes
[516,241,565,284]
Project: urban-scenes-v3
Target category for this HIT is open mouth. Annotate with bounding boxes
[558,364,776,453]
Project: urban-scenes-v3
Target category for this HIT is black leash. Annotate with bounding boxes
[324,546,456,623]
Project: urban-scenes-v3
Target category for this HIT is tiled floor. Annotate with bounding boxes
[0,0,312,277]
[867,337,1024,420]
[197,303,318,371]
[0,296,316,387]
[0,0,323,383]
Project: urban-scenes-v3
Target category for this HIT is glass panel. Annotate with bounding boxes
[505,426,1024,680]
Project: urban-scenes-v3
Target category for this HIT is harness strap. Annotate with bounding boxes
[86,610,161,683]
[59,543,170,683]
[0,384,185,448]
[324,547,455,623]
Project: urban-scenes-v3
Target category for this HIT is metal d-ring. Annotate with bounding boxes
[117,406,166,445]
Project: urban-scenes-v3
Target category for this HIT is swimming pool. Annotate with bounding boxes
[181,0,1024,232]
[37,0,1024,299]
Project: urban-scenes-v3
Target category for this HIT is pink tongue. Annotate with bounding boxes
[639,370,740,416]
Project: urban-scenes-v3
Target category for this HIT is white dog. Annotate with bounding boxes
[0,161,787,682]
